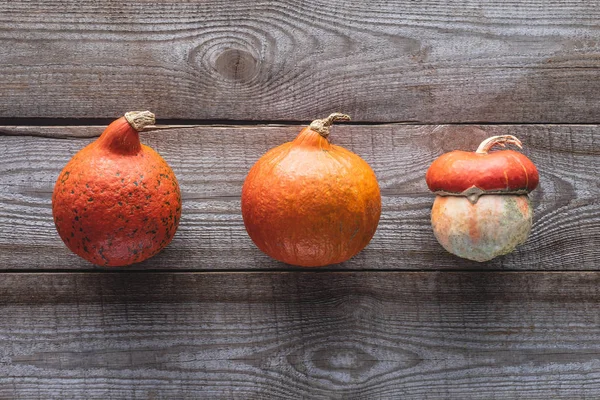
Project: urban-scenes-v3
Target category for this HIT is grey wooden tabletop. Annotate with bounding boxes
[1,1,599,399]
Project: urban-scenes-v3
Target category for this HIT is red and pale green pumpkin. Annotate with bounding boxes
[241,113,381,267]
[52,111,181,266]
[426,135,539,262]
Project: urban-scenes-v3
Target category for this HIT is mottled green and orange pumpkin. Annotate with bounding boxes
[241,113,381,267]
[426,135,539,262]
[52,111,181,266]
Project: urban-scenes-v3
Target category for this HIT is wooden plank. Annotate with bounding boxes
[0,124,598,270]
[0,271,600,399]
[1,1,600,122]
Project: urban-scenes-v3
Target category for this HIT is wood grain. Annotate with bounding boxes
[0,271,599,399]
[0,123,598,270]
[1,1,600,122]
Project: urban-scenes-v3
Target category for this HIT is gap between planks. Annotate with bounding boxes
[2,119,600,129]
[3,269,600,275]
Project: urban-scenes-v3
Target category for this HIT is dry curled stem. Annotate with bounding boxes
[309,113,351,138]
[476,135,523,154]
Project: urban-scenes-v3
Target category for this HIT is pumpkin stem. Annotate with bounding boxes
[124,111,156,132]
[476,135,523,154]
[309,113,351,138]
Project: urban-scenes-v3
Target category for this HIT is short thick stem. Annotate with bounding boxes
[309,113,351,138]
[125,111,156,132]
[476,135,523,154]
[97,112,154,154]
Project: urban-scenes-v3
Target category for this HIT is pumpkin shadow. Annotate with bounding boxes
[267,270,389,387]
[427,266,535,360]
[75,268,181,307]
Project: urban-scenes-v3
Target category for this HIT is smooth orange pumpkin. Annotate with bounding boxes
[241,113,381,267]
[52,111,181,266]
[426,135,539,262]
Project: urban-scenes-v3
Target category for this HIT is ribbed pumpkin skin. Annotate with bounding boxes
[431,195,532,262]
[52,116,181,267]
[241,127,381,267]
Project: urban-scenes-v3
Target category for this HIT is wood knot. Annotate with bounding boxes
[312,346,377,375]
[214,49,259,82]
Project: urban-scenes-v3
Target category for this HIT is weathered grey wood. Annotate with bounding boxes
[0,124,598,270]
[1,1,600,122]
[0,271,599,399]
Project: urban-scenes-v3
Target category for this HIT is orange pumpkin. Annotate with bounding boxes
[241,113,381,267]
[52,111,181,266]
[426,135,539,262]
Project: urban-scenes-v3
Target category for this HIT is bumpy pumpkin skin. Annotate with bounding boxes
[431,195,532,262]
[52,113,181,267]
[241,120,381,267]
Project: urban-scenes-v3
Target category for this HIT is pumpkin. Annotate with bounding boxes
[52,111,182,266]
[426,135,539,262]
[241,113,381,267]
